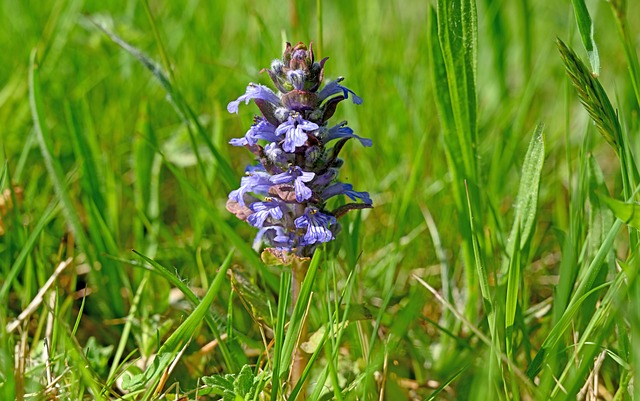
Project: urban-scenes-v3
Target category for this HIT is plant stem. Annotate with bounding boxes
[290,257,309,399]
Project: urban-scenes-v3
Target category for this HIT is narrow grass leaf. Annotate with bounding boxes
[279,250,322,378]
[423,366,467,401]
[571,0,600,75]
[608,0,640,109]
[30,49,124,315]
[137,250,234,400]
[130,250,241,372]
[29,49,86,254]
[90,17,235,191]
[505,125,545,331]
[526,281,612,379]
[0,201,58,303]
[271,270,291,400]
[551,270,628,398]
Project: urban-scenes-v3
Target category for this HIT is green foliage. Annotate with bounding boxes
[202,365,267,401]
[2,0,640,400]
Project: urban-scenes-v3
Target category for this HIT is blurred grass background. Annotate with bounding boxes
[1,0,640,400]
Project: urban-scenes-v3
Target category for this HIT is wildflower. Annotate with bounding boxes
[276,114,319,152]
[295,207,336,245]
[226,42,372,257]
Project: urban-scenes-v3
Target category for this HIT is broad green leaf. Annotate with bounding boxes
[506,125,545,254]
[430,0,482,324]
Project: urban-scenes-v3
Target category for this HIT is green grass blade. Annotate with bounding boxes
[0,201,59,303]
[505,125,545,330]
[279,250,322,378]
[571,0,600,75]
[135,250,234,400]
[423,365,468,401]
[609,0,640,109]
[90,17,236,192]
[29,48,124,316]
[129,250,241,373]
[527,217,622,378]
[271,270,291,400]
[430,0,481,320]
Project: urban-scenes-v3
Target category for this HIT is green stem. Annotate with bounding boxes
[290,258,310,399]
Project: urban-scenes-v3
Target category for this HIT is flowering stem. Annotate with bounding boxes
[225,41,372,398]
[290,257,309,399]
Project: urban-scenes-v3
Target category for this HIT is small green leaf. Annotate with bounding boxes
[598,194,640,230]
[233,365,254,397]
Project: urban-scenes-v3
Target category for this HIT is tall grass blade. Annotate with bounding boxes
[527,218,622,378]
[29,48,125,316]
[504,125,544,331]
[429,0,481,319]
[279,250,322,378]
[609,0,640,108]
[131,250,234,400]
[130,251,242,373]
[571,0,600,75]
[90,17,235,192]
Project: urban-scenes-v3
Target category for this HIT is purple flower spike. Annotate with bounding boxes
[276,114,320,153]
[271,165,315,202]
[227,42,371,256]
[248,199,286,228]
[227,84,282,113]
[324,123,372,147]
[295,207,336,245]
[318,77,363,105]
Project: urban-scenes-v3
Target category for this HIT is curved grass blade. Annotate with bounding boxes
[132,250,234,400]
[130,250,242,373]
[89,17,235,192]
